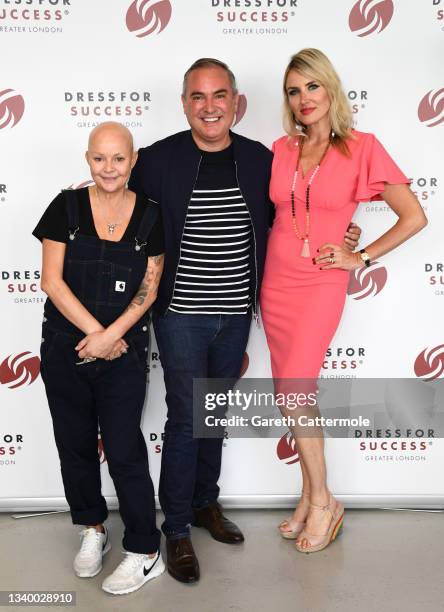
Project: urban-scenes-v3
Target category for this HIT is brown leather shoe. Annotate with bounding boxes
[193,502,244,544]
[166,536,200,584]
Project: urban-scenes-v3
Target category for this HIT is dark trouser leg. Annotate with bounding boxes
[94,335,160,554]
[193,313,252,509]
[40,331,108,526]
[153,312,217,539]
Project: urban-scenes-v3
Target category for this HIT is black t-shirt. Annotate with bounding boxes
[32,187,164,256]
[195,142,238,188]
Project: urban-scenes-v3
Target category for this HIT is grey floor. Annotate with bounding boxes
[1,509,443,612]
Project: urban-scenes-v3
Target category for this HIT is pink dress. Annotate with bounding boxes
[260,131,409,379]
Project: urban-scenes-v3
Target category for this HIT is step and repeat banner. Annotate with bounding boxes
[1,0,443,510]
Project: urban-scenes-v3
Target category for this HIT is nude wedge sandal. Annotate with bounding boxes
[278,494,309,540]
[295,496,344,553]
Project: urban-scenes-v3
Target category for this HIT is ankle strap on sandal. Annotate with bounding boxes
[309,498,334,516]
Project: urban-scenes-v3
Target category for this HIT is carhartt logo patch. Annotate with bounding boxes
[115,281,126,292]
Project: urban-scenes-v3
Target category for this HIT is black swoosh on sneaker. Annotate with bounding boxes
[143,552,159,577]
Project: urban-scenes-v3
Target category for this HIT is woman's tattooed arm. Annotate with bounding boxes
[128,254,164,310]
[127,254,164,310]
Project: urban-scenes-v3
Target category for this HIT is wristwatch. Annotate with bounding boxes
[359,249,371,267]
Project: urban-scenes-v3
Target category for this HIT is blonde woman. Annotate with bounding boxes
[260,49,427,553]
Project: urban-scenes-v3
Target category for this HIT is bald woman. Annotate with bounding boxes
[33,122,165,594]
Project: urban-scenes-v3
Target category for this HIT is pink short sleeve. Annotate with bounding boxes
[355,134,410,202]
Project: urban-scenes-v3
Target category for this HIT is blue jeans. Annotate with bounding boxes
[153,311,252,539]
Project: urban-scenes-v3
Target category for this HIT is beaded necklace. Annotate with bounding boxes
[290,136,331,258]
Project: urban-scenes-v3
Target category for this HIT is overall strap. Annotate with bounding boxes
[134,199,159,252]
[62,189,80,241]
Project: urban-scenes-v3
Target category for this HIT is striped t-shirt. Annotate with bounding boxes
[169,144,252,314]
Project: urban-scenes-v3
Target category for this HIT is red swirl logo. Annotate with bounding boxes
[417,89,444,128]
[233,95,247,127]
[126,0,172,38]
[240,351,249,377]
[0,89,25,130]
[98,434,107,464]
[414,345,444,381]
[276,432,299,465]
[347,262,387,300]
[349,0,394,37]
[0,352,40,389]
[67,180,95,189]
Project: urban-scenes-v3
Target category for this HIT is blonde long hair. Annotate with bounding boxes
[282,48,354,155]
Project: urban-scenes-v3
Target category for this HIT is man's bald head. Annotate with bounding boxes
[87,121,134,153]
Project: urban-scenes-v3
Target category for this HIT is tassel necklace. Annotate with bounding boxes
[290,135,332,258]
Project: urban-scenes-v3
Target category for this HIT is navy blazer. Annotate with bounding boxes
[129,130,273,316]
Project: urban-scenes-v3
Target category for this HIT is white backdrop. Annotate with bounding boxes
[1,0,443,511]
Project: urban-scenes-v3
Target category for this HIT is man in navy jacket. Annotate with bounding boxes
[129,58,359,584]
[129,58,272,584]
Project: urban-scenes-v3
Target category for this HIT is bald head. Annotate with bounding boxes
[85,122,137,194]
[88,121,134,153]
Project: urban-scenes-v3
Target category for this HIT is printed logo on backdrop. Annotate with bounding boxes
[347,262,387,300]
[150,350,161,369]
[349,0,394,37]
[320,346,366,379]
[148,431,164,454]
[101,429,166,459]
[98,434,106,464]
[126,0,172,38]
[210,0,300,36]
[240,351,249,376]
[414,345,444,381]
[0,181,7,204]
[1,269,44,304]
[0,434,23,468]
[276,432,299,464]
[98,430,165,461]
[358,438,429,462]
[234,95,247,126]
[67,180,94,189]
[64,89,152,130]
[411,177,438,209]
[424,262,444,297]
[0,89,25,130]
[0,0,73,35]
[357,376,436,463]
[364,177,438,214]
[0,352,40,389]
[348,88,369,126]
[417,88,444,128]
[433,0,444,30]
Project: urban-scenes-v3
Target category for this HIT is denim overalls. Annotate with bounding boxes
[40,189,161,554]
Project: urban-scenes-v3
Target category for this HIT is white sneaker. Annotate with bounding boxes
[73,526,111,578]
[102,550,165,595]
